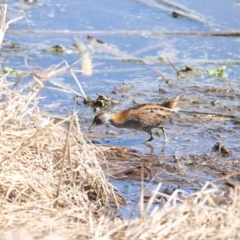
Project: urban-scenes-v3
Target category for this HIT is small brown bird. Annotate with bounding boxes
[89,92,183,142]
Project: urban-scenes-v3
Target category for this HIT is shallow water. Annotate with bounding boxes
[3,0,240,217]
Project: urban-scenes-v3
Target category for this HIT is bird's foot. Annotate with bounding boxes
[144,140,152,145]
[145,135,154,144]
[158,127,168,142]
[163,136,169,143]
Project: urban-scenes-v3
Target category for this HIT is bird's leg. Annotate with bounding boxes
[145,130,154,144]
[158,127,168,142]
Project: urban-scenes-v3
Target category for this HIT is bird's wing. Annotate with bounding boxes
[127,104,179,125]
[133,104,178,116]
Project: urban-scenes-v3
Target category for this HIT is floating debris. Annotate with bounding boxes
[167,58,200,78]
[73,36,88,53]
[3,40,20,49]
[46,44,65,54]
[159,88,168,94]
[211,142,232,156]
[113,165,153,181]
[87,35,130,58]
[112,82,135,94]
[177,66,201,78]
[83,93,121,110]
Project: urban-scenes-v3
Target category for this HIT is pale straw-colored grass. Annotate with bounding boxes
[1,180,239,239]
[0,70,125,234]
[85,182,240,240]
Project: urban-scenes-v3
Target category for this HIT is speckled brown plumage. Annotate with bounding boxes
[89,92,183,142]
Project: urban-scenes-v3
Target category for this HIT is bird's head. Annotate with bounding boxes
[89,112,110,130]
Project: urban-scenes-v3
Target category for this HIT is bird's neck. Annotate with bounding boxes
[109,112,126,127]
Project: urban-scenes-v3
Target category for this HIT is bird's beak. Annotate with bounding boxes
[88,122,96,130]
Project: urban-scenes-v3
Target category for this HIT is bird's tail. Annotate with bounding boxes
[162,92,184,109]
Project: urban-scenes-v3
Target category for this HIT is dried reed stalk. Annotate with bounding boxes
[0,3,7,48]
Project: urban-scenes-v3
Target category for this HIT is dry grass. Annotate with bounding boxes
[0,72,125,235]
[1,178,240,239]
[97,182,240,240]
[0,6,124,238]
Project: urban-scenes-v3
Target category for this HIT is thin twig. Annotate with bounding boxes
[140,165,145,219]
[6,30,240,37]
[146,66,170,83]
[167,57,179,72]
[180,109,240,120]
[64,60,87,100]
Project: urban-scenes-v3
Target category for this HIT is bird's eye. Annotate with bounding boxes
[96,119,101,124]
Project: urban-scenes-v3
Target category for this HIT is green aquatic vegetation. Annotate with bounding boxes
[46,44,65,54]
[119,56,164,64]
[3,67,23,75]
[207,66,228,78]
